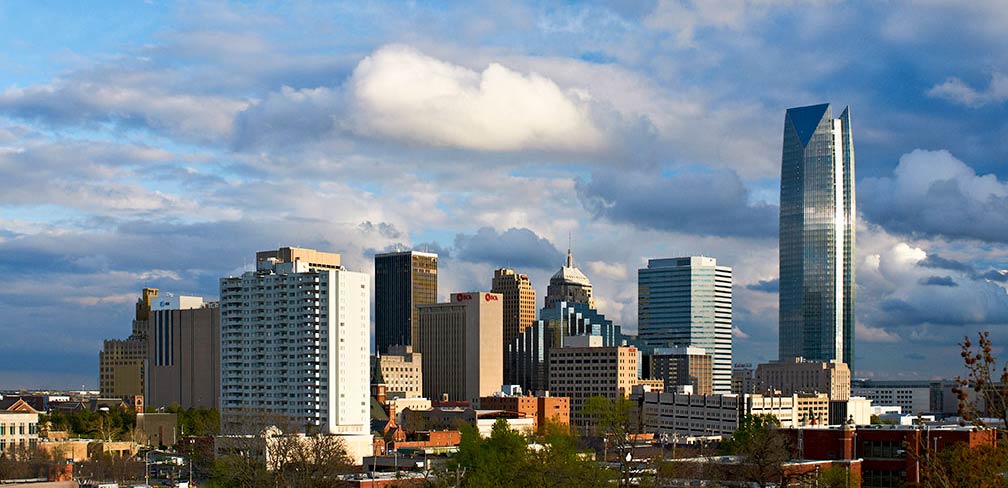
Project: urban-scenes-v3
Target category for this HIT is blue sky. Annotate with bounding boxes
[1,1,1008,388]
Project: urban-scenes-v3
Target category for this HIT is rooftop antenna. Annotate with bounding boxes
[566,232,574,268]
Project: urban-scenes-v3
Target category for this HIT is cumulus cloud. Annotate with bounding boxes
[453,227,563,269]
[859,239,1008,329]
[346,45,605,152]
[860,149,1008,243]
[586,261,629,281]
[577,168,777,238]
[927,73,1008,108]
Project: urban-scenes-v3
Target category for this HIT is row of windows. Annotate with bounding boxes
[0,422,36,436]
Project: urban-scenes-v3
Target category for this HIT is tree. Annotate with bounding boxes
[722,415,790,488]
[432,418,616,488]
[817,465,860,488]
[955,331,1008,432]
[580,395,640,487]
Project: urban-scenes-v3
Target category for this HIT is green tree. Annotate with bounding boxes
[817,465,859,488]
[723,415,790,488]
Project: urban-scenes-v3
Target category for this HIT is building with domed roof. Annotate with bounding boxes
[544,247,594,310]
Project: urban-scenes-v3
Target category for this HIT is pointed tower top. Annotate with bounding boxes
[566,232,574,268]
[786,103,830,148]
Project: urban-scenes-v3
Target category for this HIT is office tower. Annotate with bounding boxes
[638,256,733,394]
[509,301,624,395]
[492,268,536,352]
[546,336,638,426]
[145,294,221,410]
[219,247,372,461]
[371,345,423,398]
[374,251,438,354]
[651,345,714,395]
[544,247,594,310]
[755,358,851,401]
[417,292,503,405]
[99,288,158,398]
[732,363,755,395]
[779,103,856,368]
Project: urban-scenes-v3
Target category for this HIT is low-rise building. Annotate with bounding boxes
[755,358,850,401]
[372,346,423,398]
[635,389,740,438]
[782,424,996,487]
[731,363,755,395]
[0,411,39,454]
[479,391,570,433]
[852,379,931,415]
[405,408,534,437]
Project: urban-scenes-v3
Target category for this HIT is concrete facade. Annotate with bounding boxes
[219,248,371,441]
[652,345,713,395]
[99,288,158,398]
[731,363,755,395]
[547,339,639,426]
[373,346,423,398]
[755,357,851,401]
[852,380,931,415]
[146,297,221,409]
[375,251,438,354]
[417,292,503,405]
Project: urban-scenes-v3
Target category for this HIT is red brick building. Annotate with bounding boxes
[479,395,570,433]
[782,424,996,487]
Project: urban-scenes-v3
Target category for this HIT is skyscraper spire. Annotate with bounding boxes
[567,232,574,268]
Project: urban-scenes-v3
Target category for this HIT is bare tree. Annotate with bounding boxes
[954,331,1008,432]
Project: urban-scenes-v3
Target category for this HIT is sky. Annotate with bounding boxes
[1,1,1007,389]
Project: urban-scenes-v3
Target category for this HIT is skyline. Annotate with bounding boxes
[1,1,1008,388]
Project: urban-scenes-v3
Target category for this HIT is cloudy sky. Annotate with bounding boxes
[2,1,1007,389]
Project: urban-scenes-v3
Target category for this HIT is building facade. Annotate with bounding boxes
[544,247,594,310]
[99,288,159,398]
[508,301,624,395]
[375,251,438,354]
[546,336,638,427]
[492,268,536,385]
[852,380,931,415]
[732,363,755,395]
[219,247,371,455]
[417,292,503,405]
[755,358,851,401]
[372,345,423,398]
[146,296,221,410]
[479,393,570,433]
[779,103,856,368]
[0,411,39,454]
[652,345,714,395]
[638,257,733,394]
[635,390,740,438]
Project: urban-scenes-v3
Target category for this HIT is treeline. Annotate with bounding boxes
[161,404,220,437]
[41,408,136,441]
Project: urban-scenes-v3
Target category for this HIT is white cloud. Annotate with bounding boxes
[586,260,629,281]
[927,73,1008,108]
[856,322,901,343]
[346,44,605,152]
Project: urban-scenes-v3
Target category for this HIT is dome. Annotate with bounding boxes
[550,247,592,286]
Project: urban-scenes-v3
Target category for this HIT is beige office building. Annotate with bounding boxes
[373,345,423,398]
[492,268,536,347]
[755,357,851,401]
[256,246,341,270]
[418,292,503,405]
[547,336,638,427]
[145,295,221,410]
[99,288,159,398]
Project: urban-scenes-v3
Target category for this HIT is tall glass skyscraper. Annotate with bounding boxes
[779,103,855,369]
[638,256,733,394]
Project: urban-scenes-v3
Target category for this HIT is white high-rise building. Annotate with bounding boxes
[219,248,372,461]
[638,256,733,394]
